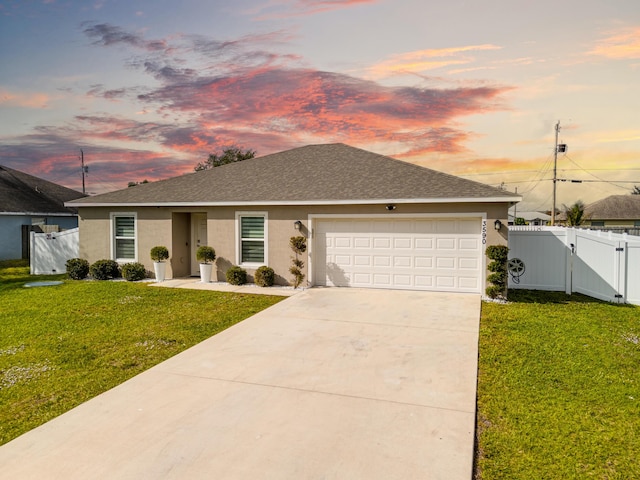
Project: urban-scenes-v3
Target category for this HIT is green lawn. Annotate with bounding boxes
[0,260,283,446]
[476,290,640,480]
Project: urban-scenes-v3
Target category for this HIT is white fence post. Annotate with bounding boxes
[616,239,626,304]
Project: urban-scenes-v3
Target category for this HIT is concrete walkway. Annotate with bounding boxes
[0,288,481,480]
[149,277,301,296]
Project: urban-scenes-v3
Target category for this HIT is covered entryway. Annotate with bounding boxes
[313,216,484,293]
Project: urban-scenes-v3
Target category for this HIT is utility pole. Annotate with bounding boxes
[80,149,88,194]
[514,186,518,222]
[551,121,560,225]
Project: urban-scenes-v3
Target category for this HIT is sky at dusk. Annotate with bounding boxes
[1,0,639,210]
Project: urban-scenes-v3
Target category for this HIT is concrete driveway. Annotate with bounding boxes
[0,288,481,479]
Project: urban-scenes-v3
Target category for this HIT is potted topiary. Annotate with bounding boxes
[196,245,216,283]
[150,246,169,282]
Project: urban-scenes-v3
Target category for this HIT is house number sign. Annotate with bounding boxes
[481,219,487,245]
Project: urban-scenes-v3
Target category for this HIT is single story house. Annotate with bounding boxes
[0,165,85,260]
[508,209,551,226]
[581,195,640,229]
[67,143,521,293]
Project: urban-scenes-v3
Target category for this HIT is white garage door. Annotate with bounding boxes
[313,217,483,293]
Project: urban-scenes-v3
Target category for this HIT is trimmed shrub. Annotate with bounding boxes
[150,246,169,262]
[90,259,121,280]
[196,245,216,264]
[485,244,509,298]
[226,266,247,285]
[289,236,307,254]
[254,266,275,287]
[289,236,307,289]
[122,262,147,282]
[485,285,504,299]
[66,258,90,280]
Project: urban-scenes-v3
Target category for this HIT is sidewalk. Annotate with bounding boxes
[149,277,302,296]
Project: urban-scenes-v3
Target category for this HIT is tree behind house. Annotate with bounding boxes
[564,200,586,226]
[194,147,256,171]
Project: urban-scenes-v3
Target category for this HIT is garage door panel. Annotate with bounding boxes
[415,275,434,287]
[436,276,455,288]
[373,255,391,267]
[394,256,412,267]
[315,218,482,293]
[373,237,391,248]
[354,255,371,266]
[335,255,351,267]
[415,257,433,268]
[335,237,351,248]
[459,257,479,269]
[436,238,456,249]
[392,274,412,286]
[459,277,480,289]
[436,257,455,269]
[394,237,412,249]
[354,237,370,248]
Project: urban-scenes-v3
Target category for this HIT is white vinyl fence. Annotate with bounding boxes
[30,228,79,275]
[508,226,640,305]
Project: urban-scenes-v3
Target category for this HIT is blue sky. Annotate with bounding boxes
[1,0,639,210]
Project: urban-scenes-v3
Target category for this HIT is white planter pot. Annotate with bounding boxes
[153,261,167,282]
[199,263,213,283]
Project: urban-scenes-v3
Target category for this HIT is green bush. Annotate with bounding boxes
[486,245,509,263]
[121,262,147,281]
[487,271,507,286]
[90,259,121,280]
[226,266,247,285]
[66,258,90,280]
[289,236,307,254]
[254,266,275,287]
[485,285,504,299]
[150,246,169,262]
[289,236,307,289]
[485,244,509,298]
[196,245,216,264]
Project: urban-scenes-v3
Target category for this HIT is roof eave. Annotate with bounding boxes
[1,211,78,217]
[67,196,522,208]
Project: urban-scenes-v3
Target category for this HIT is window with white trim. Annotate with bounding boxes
[112,213,137,262]
[237,213,267,265]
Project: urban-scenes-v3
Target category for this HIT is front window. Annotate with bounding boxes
[112,214,136,261]
[590,220,605,227]
[237,213,267,265]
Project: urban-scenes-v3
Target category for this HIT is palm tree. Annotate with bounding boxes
[563,200,586,226]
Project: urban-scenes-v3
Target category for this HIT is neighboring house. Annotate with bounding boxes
[67,143,520,293]
[581,195,640,229]
[0,165,86,260]
[508,210,551,226]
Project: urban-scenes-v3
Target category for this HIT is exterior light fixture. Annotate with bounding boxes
[494,219,502,231]
[294,220,302,230]
[386,204,396,211]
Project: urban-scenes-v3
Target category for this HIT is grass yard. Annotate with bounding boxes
[0,260,283,446]
[476,290,640,480]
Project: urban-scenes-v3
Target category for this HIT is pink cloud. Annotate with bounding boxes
[1,22,513,194]
[247,0,376,20]
[588,26,640,60]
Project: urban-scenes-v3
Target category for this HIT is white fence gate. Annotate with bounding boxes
[508,226,640,305]
[30,228,79,275]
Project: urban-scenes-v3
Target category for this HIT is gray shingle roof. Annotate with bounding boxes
[68,143,519,206]
[0,165,86,215]
[585,195,640,220]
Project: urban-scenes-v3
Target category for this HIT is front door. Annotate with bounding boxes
[190,213,208,276]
